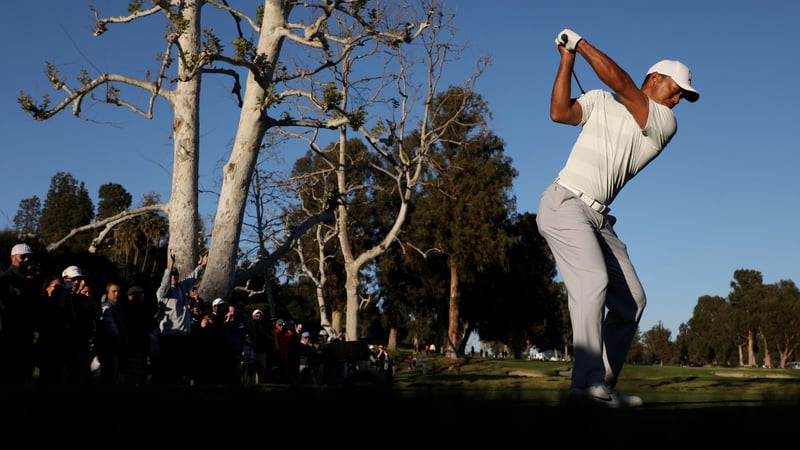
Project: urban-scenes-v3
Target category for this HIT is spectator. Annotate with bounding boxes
[152,252,207,384]
[375,344,392,372]
[188,285,204,311]
[310,333,324,385]
[0,243,38,386]
[195,297,228,384]
[95,282,127,384]
[187,295,209,385]
[119,285,157,386]
[61,265,96,385]
[273,318,296,383]
[243,309,270,384]
[35,275,70,385]
[77,277,93,299]
[298,331,317,384]
[294,321,304,337]
[221,301,246,385]
[240,328,257,385]
[367,344,378,369]
[317,328,329,344]
[313,329,331,383]
[189,298,207,324]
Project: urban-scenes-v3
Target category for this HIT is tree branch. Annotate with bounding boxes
[46,203,167,253]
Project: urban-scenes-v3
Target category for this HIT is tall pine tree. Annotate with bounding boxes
[39,172,94,251]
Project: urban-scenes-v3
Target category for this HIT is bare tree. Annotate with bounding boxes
[291,210,340,335]
[269,2,486,341]
[20,1,204,271]
[200,0,449,314]
[19,1,450,315]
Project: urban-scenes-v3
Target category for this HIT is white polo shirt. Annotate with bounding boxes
[556,89,677,206]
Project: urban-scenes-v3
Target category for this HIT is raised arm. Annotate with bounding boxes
[180,254,208,291]
[556,29,650,128]
[550,45,582,125]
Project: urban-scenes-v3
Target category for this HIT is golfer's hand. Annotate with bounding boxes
[555,28,582,51]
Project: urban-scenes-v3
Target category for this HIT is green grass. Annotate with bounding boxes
[5,355,800,446]
[394,354,800,402]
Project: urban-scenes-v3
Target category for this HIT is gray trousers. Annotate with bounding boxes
[536,182,645,389]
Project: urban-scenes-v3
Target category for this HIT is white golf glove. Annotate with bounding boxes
[555,28,582,51]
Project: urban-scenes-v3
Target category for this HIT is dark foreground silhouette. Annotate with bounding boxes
[2,382,796,447]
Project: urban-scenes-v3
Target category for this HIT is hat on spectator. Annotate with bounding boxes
[11,243,33,256]
[318,329,328,336]
[252,309,263,317]
[212,298,225,307]
[275,318,286,326]
[62,265,85,278]
[301,331,311,338]
[127,285,144,296]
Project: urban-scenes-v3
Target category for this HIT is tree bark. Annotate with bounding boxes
[202,0,287,300]
[168,2,202,273]
[447,264,460,359]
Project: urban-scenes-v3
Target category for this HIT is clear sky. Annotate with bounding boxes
[2,1,799,338]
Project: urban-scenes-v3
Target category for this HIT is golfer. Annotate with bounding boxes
[536,29,699,407]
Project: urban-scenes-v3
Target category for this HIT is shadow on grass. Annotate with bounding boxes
[2,381,798,447]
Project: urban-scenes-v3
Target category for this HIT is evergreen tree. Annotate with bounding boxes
[13,196,41,237]
[729,269,765,367]
[96,183,132,220]
[412,86,517,357]
[641,322,676,364]
[677,294,734,366]
[39,172,94,250]
[763,280,800,368]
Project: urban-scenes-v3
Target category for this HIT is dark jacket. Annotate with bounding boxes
[96,297,127,352]
[0,265,36,340]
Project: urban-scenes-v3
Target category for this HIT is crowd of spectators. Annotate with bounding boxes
[0,242,395,388]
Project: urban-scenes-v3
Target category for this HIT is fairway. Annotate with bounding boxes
[2,383,796,447]
[3,357,799,446]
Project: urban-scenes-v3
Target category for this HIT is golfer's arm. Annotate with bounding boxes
[576,39,649,126]
[550,48,582,125]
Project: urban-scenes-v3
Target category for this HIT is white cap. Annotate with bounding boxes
[647,59,699,102]
[252,309,263,317]
[11,243,33,256]
[62,265,85,278]
[212,298,225,307]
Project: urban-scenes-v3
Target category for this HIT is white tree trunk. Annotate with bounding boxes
[168,1,202,272]
[36,2,454,339]
[202,0,288,300]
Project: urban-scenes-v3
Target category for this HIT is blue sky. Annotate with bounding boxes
[2,1,799,338]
